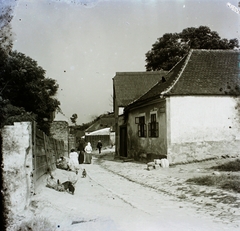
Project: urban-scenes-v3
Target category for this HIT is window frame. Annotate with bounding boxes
[148,113,159,138]
[136,115,146,137]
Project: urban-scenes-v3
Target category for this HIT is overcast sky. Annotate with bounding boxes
[8,0,240,124]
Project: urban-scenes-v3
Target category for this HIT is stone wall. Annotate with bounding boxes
[50,121,69,156]
[2,121,66,229]
[2,122,34,225]
[68,133,76,153]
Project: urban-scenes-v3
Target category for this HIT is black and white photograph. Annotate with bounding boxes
[1,0,240,230]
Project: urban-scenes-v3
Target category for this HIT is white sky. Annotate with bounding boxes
[8,0,240,124]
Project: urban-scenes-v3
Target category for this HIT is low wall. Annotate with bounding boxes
[2,121,65,229]
[2,122,34,224]
[50,121,69,156]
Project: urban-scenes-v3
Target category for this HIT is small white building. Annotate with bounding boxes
[123,49,240,164]
[85,127,115,148]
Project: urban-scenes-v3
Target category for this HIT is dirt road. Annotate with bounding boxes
[28,153,240,231]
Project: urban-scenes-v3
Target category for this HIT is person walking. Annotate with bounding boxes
[84,142,92,164]
[68,149,79,171]
[97,140,102,154]
[78,139,85,164]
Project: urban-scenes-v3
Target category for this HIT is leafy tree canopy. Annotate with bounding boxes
[145,26,239,71]
[0,50,61,134]
[70,113,78,125]
[0,10,60,134]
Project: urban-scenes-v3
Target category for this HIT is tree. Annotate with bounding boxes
[70,114,78,125]
[0,50,60,134]
[0,97,36,128]
[0,3,61,134]
[0,5,13,59]
[145,26,239,71]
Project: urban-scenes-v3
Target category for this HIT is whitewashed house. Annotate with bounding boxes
[123,50,240,164]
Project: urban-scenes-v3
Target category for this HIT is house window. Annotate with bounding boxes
[148,114,159,137]
[136,116,146,137]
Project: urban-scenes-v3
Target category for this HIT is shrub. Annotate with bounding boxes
[186,176,215,186]
[221,180,240,193]
[186,175,240,193]
[211,159,240,171]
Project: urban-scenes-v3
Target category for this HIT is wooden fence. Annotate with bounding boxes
[32,122,65,183]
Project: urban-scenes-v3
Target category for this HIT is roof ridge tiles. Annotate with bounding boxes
[162,49,193,95]
[191,49,239,52]
[115,71,167,76]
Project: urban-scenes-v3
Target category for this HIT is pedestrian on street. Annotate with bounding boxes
[78,139,85,164]
[68,148,79,171]
[97,140,102,154]
[84,142,92,164]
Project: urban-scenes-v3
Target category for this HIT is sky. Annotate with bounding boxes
[3,0,240,124]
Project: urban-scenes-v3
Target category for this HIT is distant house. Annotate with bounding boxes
[113,71,168,157]
[85,127,114,149]
[85,113,115,134]
[84,113,115,148]
[122,50,240,164]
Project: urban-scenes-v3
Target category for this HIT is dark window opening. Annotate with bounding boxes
[148,114,159,137]
[137,116,146,137]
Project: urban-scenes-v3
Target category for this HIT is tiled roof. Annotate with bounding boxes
[113,71,168,107]
[85,114,115,132]
[131,49,240,105]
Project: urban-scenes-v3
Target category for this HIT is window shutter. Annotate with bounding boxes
[148,123,151,137]
[156,122,159,137]
[144,124,147,137]
[138,124,141,137]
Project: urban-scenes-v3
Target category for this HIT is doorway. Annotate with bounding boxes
[119,126,127,157]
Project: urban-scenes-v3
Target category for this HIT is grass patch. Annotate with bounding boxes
[211,159,240,171]
[186,174,240,193]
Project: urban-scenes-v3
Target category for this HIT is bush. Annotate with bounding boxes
[211,159,240,171]
[186,176,215,186]
[221,180,240,193]
[186,174,240,193]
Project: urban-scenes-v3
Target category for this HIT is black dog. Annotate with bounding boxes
[62,181,75,195]
[82,169,87,178]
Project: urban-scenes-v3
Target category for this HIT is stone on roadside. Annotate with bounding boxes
[161,158,169,168]
[154,159,161,165]
[146,162,155,170]
[154,164,161,170]
[212,171,221,176]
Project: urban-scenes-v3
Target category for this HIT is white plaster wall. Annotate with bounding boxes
[169,96,240,143]
[167,96,240,163]
[110,132,115,146]
[2,122,34,220]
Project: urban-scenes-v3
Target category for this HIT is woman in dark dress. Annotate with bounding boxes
[78,139,85,164]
